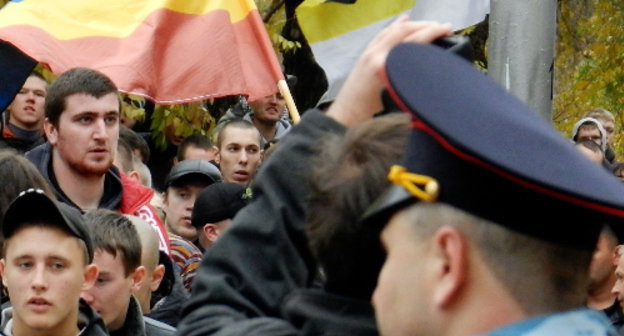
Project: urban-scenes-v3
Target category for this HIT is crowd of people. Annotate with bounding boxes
[1,17,624,336]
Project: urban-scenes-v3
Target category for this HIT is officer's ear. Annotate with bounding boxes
[430,226,469,309]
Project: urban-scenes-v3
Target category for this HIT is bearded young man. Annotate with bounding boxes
[25,68,170,255]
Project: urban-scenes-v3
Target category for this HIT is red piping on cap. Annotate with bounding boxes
[382,73,624,219]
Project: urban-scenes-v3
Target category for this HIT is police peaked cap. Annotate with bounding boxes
[364,43,624,249]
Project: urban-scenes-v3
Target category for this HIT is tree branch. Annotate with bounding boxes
[262,0,285,23]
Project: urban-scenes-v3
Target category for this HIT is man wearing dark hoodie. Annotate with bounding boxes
[25,67,170,255]
[81,209,175,336]
[0,190,108,336]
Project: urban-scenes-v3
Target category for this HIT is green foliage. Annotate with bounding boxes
[150,103,216,150]
[554,0,624,158]
[273,33,301,53]
[121,94,146,123]
[33,63,56,83]
[456,18,489,72]
[256,0,301,56]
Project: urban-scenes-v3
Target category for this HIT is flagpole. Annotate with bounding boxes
[245,0,300,124]
[278,79,300,124]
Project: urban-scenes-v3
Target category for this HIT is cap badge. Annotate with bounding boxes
[388,165,439,202]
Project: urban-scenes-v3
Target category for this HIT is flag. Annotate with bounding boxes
[296,0,489,103]
[0,41,36,112]
[0,0,283,104]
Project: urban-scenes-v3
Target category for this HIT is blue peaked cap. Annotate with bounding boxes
[364,43,624,249]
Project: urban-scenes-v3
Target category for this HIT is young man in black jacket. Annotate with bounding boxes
[80,209,175,336]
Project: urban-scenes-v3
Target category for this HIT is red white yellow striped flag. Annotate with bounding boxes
[0,0,283,104]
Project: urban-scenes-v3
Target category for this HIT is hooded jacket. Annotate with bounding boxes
[25,142,170,254]
[215,100,292,146]
[571,117,608,152]
[110,296,175,336]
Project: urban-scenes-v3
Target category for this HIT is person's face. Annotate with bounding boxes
[45,93,119,177]
[0,226,96,335]
[164,124,185,146]
[164,183,208,241]
[217,127,262,186]
[248,93,285,123]
[80,250,138,331]
[612,250,624,310]
[184,145,217,162]
[7,75,47,131]
[373,211,431,336]
[597,118,616,145]
[577,126,602,146]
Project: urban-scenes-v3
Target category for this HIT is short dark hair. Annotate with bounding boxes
[0,149,54,227]
[83,209,142,276]
[45,67,119,127]
[119,125,150,163]
[216,120,260,149]
[307,113,410,299]
[177,134,214,161]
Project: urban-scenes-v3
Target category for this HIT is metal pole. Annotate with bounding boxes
[488,0,557,121]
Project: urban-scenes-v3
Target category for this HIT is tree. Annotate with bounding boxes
[554,0,624,159]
